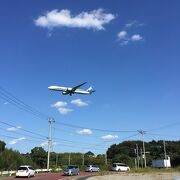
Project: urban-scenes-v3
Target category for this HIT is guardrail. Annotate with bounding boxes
[0,169,54,176]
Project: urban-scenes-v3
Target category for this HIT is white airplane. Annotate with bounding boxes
[48,82,95,96]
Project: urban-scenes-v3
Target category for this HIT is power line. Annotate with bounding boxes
[0,125,46,141]
[147,121,180,132]
[0,120,47,139]
[0,134,44,143]
[0,86,48,120]
[146,133,180,138]
[54,142,106,151]
[55,120,137,133]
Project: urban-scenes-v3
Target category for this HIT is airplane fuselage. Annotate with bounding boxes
[48,85,94,95]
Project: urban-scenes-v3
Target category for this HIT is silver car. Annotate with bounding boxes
[64,165,79,176]
[85,165,100,172]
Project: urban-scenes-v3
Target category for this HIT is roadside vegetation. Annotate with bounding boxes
[0,140,179,172]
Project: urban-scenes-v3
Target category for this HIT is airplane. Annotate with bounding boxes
[48,82,95,96]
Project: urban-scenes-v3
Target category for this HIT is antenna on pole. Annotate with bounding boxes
[47,117,55,171]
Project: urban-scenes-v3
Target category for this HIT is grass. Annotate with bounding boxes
[129,167,180,173]
[96,167,180,176]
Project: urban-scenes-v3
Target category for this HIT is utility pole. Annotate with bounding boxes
[134,144,139,168]
[82,153,84,166]
[68,153,71,165]
[163,140,167,159]
[136,144,139,168]
[140,148,143,168]
[105,151,108,166]
[47,117,55,171]
[134,148,137,168]
[138,130,146,168]
[56,154,58,168]
[163,140,167,168]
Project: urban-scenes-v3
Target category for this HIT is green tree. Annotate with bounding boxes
[30,147,47,168]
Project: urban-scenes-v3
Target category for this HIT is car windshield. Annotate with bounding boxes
[18,167,28,170]
[68,165,77,169]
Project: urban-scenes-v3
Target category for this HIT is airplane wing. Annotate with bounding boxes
[71,82,87,92]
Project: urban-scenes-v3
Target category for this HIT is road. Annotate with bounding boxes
[2,172,96,180]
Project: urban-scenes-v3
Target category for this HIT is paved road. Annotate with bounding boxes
[2,172,96,180]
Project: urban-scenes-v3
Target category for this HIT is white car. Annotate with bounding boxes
[112,163,130,172]
[16,165,36,178]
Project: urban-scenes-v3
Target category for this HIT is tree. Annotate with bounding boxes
[85,151,95,157]
[30,147,47,168]
[0,140,6,153]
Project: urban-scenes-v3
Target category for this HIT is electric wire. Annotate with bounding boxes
[0,134,44,143]
[0,120,47,139]
[0,125,46,141]
[146,121,180,132]
[55,120,137,133]
[146,133,180,138]
[0,86,48,120]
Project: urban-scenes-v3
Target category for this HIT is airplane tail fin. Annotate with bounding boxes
[87,86,96,94]
[87,86,93,92]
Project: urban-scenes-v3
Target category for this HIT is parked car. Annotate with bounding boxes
[16,165,36,178]
[112,163,130,172]
[64,165,79,176]
[85,165,100,172]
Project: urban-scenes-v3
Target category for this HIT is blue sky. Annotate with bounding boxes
[0,0,180,154]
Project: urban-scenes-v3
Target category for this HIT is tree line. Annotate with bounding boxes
[0,140,179,171]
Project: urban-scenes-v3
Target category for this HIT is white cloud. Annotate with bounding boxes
[125,21,136,28]
[41,141,57,147]
[51,101,67,108]
[58,107,73,114]
[131,34,143,41]
[117,31,143,45]
[6,126,21,132]
[41,141,48,147]
[125,20,144,28]
[71,99,88,107]
[77,129,92,135]
[117,31,128,40]
[101,134,118,141]
[117,20,144,45]
[9,137,26,145]
[117,31,130,45]
[35,8,115,30]
[51,101,73,114]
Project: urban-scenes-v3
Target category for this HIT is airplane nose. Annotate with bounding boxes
[48,86,52,89]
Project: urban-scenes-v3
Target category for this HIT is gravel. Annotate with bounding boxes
[87,173,180,180]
